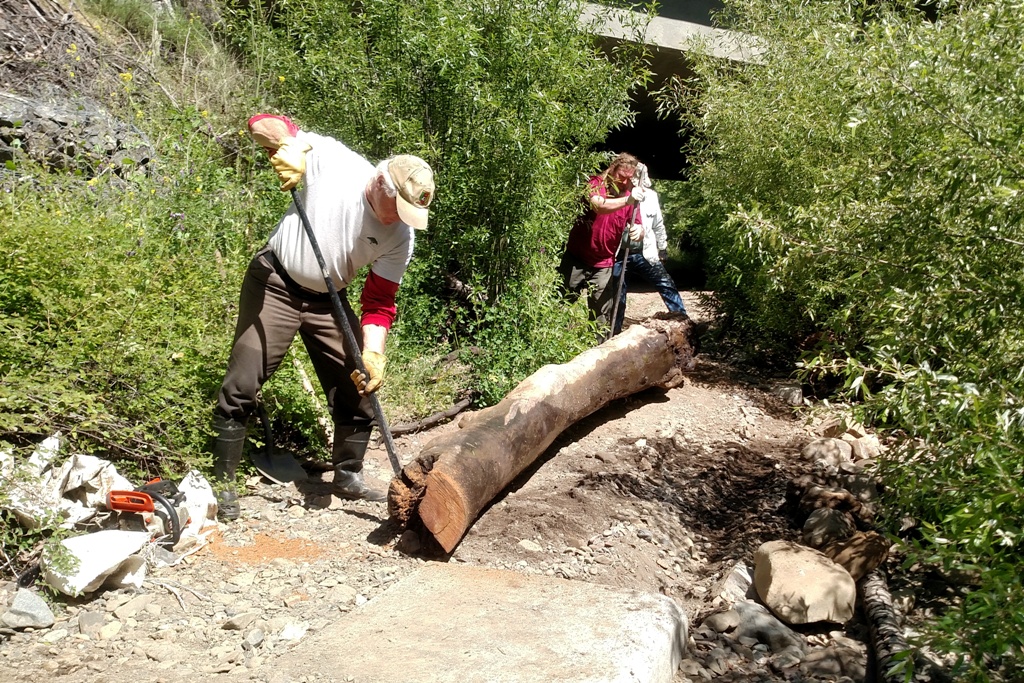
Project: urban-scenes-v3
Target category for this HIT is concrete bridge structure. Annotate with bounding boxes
[584,1,762,180]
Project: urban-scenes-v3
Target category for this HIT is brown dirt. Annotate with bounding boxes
[206,531,327,565]
[1,288,854,683]
[377,289,816,621]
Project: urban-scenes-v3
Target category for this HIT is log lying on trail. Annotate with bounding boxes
[860,569,912,683]
[388,316,698,552]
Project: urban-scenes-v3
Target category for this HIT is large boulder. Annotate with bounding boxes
[702,599,805,656]
[753,540,856,625]
[802,508,856,548]
[801,438,853,472]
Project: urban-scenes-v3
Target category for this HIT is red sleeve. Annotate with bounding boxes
[360,270,400,329]
[247,113,299,136]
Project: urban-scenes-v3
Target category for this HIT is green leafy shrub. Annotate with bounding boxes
[0,143,257,477]
[221,0,649,394]
[666,0,1024,676]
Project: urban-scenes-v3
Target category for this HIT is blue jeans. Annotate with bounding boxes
[612,253,686,334]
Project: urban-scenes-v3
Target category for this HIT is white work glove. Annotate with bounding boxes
[628,224,644,243]
[629,187,646,204]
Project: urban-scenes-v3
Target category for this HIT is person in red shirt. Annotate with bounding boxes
[559,153,644,335]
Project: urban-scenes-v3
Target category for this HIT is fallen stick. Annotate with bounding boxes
[388,396,474,437]
[388,316,697,552]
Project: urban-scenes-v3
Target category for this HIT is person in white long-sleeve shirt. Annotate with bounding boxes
[612,187,687,334]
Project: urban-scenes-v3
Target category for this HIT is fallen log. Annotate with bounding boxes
[388,316,698,552]
[860,568,911,683]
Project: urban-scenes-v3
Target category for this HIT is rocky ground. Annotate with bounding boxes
[0,287,944,683]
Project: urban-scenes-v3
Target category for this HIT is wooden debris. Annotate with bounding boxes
[860,569,911,683]
[388,396,474,437]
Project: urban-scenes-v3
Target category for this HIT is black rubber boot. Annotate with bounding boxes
[212,415,247,521]
[331,426,385,502]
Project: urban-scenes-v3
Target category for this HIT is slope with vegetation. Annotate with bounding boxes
[0,0,646,574]
[660,0,1024,678]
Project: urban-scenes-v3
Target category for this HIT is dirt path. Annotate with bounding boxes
[2,289,861,683]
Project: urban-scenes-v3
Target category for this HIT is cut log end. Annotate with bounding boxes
[417,472,468,553]
[646,314,699,387]
[387,453,437,526]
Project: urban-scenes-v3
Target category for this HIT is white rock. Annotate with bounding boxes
[41,628,68,643]
[850,435,881,460]
[98,620,123,640]
[801,439,853,468]
[228,572,257,588]
[279,622,309,641]
[42,530,150,596]
[113,594,154,619]
[754,541,856,625]
[715,561,756,604]
[517,539,543,553]
[769,383,803,406]
[1,588,55,629]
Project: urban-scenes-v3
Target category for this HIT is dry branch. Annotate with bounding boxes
[388,316,697,552]
[388,396,474,437]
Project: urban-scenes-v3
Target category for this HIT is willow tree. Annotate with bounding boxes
[225,0,651,400]
[669,0,1024,678]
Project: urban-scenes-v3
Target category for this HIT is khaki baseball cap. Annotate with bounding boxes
[388,155,435,230]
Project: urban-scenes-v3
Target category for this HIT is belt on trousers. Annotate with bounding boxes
[261,247,337,303]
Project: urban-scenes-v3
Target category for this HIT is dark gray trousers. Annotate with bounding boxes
[557,251,615,330]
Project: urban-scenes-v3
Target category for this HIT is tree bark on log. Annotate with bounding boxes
[388,316,698,552]
[860,568,911,683]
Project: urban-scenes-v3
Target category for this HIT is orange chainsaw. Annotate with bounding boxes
[107,478,189,548]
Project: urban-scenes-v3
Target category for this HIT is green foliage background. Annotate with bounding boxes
[667,0,1024,677]
[222,0,649,402]
[0,0,647,572]
[0,126,262,479]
